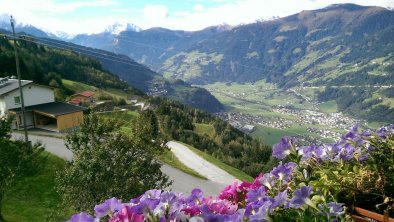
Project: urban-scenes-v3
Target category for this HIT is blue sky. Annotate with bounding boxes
[1,0,394,34]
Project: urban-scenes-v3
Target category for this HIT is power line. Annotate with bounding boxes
[2,32,305,85]
[19,35,148,66]
[2,34,152,70]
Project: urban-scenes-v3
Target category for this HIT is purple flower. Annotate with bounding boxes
[327,202,344,217]
[246,187,266,203]
[289,186,314,209]
[338,144,355,161]
[359,153,369,162]
[259,173,276,190]
[269,191,288,213]
[154,191,180,216]
[186,188,204,205]
[271,162,296,183]
[140,189,161,201]
[94,197,124,218]
[246,201,272,222]
[312,146,325,161]
[376,127,388,139]
[67,212,94,222]
[272,137,295,160]
[131,198,160,214]
[298,146,312,161]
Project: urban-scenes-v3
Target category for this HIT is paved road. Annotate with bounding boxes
[166,141,239,186]
[12,133,73,161]
[11,133,226,196]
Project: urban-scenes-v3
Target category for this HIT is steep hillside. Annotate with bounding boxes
[0,33,134,97]
[70,25,231,70]
[0,31,223,112]
[161,4,394,86]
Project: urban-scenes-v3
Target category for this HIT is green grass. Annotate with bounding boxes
[251,126,291,147]
[101,88,129,100]
[159,150,207,180]
[367,121,388,129]
[193,123,215,138]
[62,79,96,92]
[98,110,139,124]
[176,141,254,182]
[252,125,318,147]
[2,152,71,222]
[319,100,338,113]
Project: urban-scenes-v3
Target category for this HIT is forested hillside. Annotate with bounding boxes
[150,97,274,176]
[0,35,137,100]
[0,32,223,112]
[0,33,270,176]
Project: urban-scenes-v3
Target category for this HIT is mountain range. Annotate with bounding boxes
[61,4,394,87]
[1,4,394,120]
[63,3,394,122]
[0,28,223,113]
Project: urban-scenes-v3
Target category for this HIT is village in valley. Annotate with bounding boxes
[203,82,362,142]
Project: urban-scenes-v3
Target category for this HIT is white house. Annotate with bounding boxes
[0,77,86,132]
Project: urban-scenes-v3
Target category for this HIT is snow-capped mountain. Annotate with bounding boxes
[48,30,75,40]
[103,22,141,35]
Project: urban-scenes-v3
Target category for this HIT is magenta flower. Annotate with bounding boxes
[217,182,239,203]
[206,199,238,214]
[109,206,144,222]
[181,205,201,217]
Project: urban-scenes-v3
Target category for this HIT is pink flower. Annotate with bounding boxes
[109,206,144,222]
[208,199,238,214]
[217,182,239,203]
[181,205,201,217]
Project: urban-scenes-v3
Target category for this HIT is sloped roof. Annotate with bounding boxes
[0,78,33,96]
[9,102,87,117]
[73,91,95,98]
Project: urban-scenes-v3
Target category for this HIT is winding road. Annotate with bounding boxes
[11,133,235,196]
[166,141,239,186]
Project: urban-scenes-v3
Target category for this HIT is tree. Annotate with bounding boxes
[56,114,171,212]
[0,116,44,221]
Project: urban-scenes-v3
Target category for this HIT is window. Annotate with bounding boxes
[14,96,20,104]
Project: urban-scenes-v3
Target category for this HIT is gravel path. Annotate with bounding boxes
[11,133,227,196]
[166,141,239,186]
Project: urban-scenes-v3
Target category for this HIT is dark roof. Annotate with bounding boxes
[9,102,87,117]
[0,79,32,95]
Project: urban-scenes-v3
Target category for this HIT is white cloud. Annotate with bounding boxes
[143,5,168,24]
[193,4,205,12]
[1,0,394,34]
[145,0,394,31]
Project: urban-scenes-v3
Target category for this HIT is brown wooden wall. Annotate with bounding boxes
[56,111,83,131]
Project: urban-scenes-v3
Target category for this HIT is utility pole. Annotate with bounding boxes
[10,15,29,143]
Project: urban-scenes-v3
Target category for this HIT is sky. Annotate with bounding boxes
[1,0,394,35]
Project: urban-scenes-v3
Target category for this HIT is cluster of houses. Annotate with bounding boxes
[0,77,117,133]
[0,78,86,132]
[0,77,150,133]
